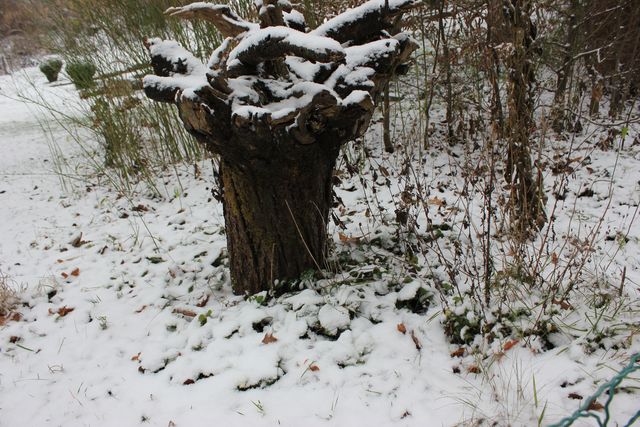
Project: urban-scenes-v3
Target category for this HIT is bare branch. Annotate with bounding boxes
[165,3,257,37]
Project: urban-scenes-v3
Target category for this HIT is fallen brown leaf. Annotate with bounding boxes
[183,379,195,385]
[262,333,278,344]
[411,330,422,350]
[173,308,196,317]
[309,364,320,372]
[61,272,69,279]
[58,306,74,317]
[587,400,604,411]
[49,306,74,317]
[468,365,481,374]
[397,323,407,334]
[70,268,80,277]
[504,339,519,352]
[338,232,361,244]
[196,295,210,308]
[9,336,20,343]
[70,232,89,248]
[131,352,141,361]
[450,348,465,358]
[428,197,445,207]
[552,298,573,310]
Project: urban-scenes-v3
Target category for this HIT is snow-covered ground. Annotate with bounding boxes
[0,68,639,427]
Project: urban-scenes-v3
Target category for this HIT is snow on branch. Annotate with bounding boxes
[143,38,209,103]
[144,0,418,154]
[227,26,345,71]
[312,0,418,45]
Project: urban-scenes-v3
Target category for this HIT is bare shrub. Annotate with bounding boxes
[0,269,18,317]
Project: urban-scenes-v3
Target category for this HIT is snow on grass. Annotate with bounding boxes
[1,68,640,427]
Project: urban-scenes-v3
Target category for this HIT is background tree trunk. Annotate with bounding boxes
[502,0,547,237]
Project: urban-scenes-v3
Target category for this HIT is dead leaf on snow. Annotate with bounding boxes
[309,364,319,372]
[196,295,210,308]
[70,232,89,248]
[552,298,573,310]
[70,268,80,277]
[262,333,278,344]
[338,232,362,244]
[428,197,445,207]
[587,400,604,411]
[450,348,465,358]
[173,308,196,318]
[468,365,481,374]
[411,330,422,350]
[504,339,519,351]
[397,323,407,334]
[49,306,74,317]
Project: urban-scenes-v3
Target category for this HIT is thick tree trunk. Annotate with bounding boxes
[219,141,338,295]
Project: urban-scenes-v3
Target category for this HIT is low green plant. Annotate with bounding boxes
[198,309,212,326]
[443,303,482,345]
[39,58,63,82]
[66,61,97,90]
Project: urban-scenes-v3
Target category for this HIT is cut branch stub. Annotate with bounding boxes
[165,4,257,37]
[312,0,419,45]
[227,27,346,69]
[143,0,419,294]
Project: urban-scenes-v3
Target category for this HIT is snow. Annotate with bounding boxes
[312,0,417,40]
[1,64,640,427]
[284,9,306,29]
[207,36,234,69]
[143,38,209,99]
[318,304,351,336]
[227,26,345,66]
[340,90,372,107]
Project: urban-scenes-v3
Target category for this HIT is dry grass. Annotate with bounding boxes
[0,269,18,317]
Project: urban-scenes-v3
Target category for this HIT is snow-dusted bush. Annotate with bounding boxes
[39,58,63,82]
[65,61,96,89]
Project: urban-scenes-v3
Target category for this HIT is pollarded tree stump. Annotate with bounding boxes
[144,0,418,294]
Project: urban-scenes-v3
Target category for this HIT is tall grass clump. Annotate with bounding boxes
[35,0,254,192]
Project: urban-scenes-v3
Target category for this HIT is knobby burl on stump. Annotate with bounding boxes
[143,0,418,295]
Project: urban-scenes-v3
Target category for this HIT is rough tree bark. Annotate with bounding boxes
[143,0,418,294]
[501,0,546,238]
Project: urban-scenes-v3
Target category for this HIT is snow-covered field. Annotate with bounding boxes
[0,68,639,427]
